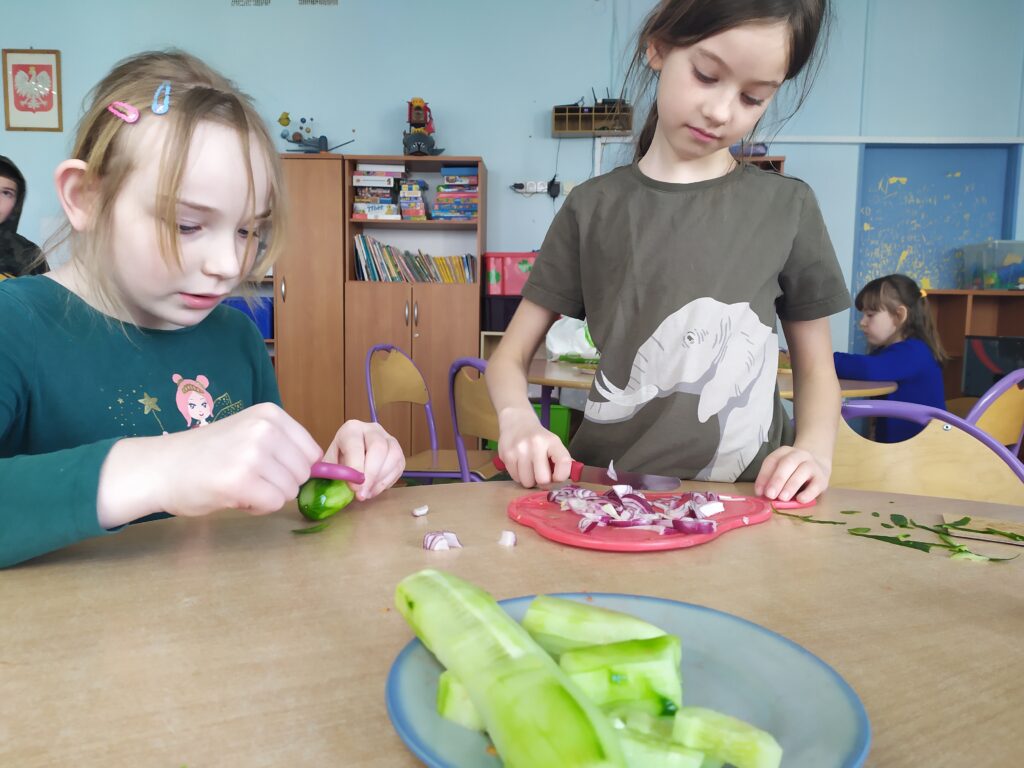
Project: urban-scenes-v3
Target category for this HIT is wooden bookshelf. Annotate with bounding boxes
[552,103,633,138]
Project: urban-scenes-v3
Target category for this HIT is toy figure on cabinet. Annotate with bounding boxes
[278,113,353,153]
[403,97,444,156]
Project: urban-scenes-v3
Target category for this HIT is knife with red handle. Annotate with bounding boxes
[493,457,680,492]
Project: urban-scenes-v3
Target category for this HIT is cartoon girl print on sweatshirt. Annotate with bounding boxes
[173,374,215,428]
[171,373,246,429]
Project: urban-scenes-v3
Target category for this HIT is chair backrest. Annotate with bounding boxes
[964,368,1024,455]
[366,344,438,451]
[449,357,499,481]
[832,400,1024,505]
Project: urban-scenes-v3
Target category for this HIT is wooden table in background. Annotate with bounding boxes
[528,361,899,423]
[2,481,1021,767]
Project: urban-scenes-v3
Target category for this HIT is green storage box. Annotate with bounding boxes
[486,403,571,448]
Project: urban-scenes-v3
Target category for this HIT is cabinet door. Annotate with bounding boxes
[344,282,414,452]
[277,157,345,451]
[411,283,481,453]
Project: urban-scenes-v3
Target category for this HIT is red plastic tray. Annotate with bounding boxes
[507,491,802,552]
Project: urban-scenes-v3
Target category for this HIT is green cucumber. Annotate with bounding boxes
[672,706,782,768]
[437,670,485,731]
[522,595,666,658]
[297,478,354,521]
[396,569,626,767]
[616,727,707,768]
[560,635,682,716]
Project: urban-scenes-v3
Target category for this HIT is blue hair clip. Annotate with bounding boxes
[152,81,171,115]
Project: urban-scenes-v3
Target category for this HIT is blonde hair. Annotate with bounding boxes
[48,49,286,319]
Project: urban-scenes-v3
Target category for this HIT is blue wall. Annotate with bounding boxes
[4,0,1023,351]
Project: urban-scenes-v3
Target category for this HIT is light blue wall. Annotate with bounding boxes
[4,0,1024,352]
[3,0,615,252]
[861,0,1024,137]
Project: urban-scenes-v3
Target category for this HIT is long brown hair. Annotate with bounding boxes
[46,49,286,319]
[623,0,830,162]
[855,274,949,364]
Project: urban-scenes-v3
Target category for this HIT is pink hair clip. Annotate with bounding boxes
[107,101,140,124]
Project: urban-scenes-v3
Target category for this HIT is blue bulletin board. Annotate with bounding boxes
[850,144,1018,351]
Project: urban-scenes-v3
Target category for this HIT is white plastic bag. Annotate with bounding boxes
[545,316,599,363]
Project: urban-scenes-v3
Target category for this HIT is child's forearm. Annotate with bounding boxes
[485,349,538,425]
[96,436,170,529]
[791,365,842,469]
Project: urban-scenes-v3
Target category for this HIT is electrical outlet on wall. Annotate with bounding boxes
[536,181,548,194]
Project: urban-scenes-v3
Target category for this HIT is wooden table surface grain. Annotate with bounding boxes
[2,480,1021,767]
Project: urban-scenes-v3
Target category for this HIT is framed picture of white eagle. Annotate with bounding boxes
[3,49,62,132]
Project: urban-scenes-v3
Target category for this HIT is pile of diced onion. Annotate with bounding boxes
[547,485,724,535]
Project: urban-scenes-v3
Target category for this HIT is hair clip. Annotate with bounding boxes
[107,101,140,124]
[152,81,171,115]
[920,288,928,298]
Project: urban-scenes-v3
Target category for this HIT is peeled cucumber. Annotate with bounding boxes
[522,595,666,658]
[396,569,626,767]
[436,670,485,731]
[560,635,683,716]
[673,706,782,768]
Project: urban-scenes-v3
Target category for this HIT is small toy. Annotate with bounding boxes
[403,97,444,156]
[278,113,353,153]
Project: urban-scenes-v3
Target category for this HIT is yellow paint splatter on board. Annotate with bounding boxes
[863,222,873,231]
[946,171,962,178]
[888,176,907,185]
[896,247,912,271]
[920,277,932,289]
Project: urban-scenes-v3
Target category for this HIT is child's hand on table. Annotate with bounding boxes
[322,420,405,501]
[497,405,573,488]
[754,445,830,504]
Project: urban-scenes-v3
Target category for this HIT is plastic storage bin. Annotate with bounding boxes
[223,296,274,338]
[485,403,572,449]
[958,241,1024,290]
[482,295,522,331]
[484,252,537,296]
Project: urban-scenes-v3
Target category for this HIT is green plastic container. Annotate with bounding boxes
[486,403,571,449]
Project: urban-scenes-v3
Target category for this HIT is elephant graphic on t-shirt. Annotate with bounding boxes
[585,297,778,482]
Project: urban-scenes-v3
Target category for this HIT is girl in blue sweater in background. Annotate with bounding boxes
[834,273,947,442]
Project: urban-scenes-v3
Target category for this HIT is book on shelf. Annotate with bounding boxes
[353,233,476,284]
[356,162,406,173]
[353,174,397,187]
[441,175,478,186]
[440,166,478,176]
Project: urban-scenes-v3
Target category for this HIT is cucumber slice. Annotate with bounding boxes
[522,595,667,658]
[560,635,682,716]
[617,727,707,768]
[437,670,484,731]
[396,569,626,767]
[672,706,782,768]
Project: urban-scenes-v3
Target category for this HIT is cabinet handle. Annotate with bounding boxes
[404,300,410,326]
[413,301,419,327]
[280,277,286,303]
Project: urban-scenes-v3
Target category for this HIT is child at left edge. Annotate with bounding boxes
[0,50,405,568]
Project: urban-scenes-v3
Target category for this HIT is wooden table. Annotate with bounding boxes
[2,481,1021,767]
[528,360,899,424]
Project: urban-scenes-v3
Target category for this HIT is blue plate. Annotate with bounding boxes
[386,593,870,767]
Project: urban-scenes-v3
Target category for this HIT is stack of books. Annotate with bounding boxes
[433,165,479,221]
[399,179,428,221]
[354,234,476,284]
[351,162,404,220]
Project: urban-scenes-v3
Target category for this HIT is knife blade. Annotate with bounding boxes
[493,458,680,492]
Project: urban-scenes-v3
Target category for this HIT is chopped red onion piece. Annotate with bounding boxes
[698,501,724,517]
[423,530,462,551]
[672,517,717,535]
[411,505,429,517]
[607,459,618,482]
[498,530,517,547]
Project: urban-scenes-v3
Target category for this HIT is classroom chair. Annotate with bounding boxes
[832,400,1024,506]
[963,368,1024,457]
[366,344,464,482]
[448,357,502,482]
